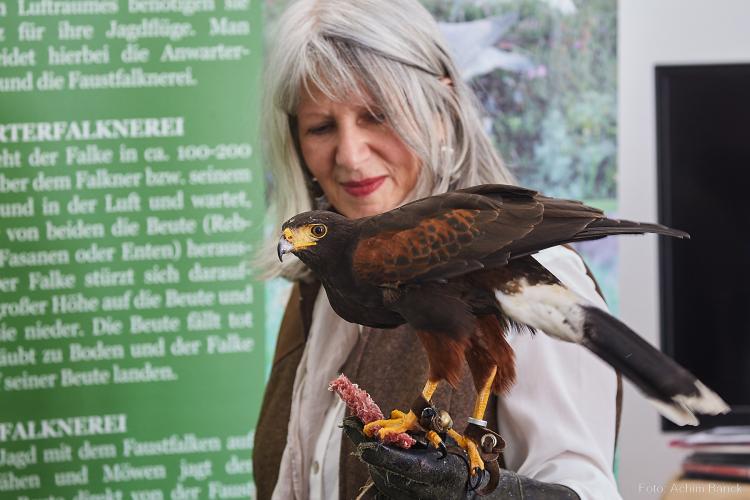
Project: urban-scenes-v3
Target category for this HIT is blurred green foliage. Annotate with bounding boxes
[425,0,617,200]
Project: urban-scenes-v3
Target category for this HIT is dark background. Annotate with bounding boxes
[657,63,750,430]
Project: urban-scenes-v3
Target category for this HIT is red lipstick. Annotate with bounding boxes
[341,176,387,197]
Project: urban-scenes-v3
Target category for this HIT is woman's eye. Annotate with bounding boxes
[366,112,386,123]
[307,123,332,135]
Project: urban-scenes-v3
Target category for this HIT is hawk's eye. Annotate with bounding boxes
[310,224,327,238]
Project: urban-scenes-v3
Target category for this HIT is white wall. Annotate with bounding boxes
[618,1,750,498]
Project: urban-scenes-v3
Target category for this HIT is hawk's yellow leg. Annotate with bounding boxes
[448,366,497,475]
[363,379,439,440]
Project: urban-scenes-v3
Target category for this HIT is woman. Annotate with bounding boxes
[254,1,622,499]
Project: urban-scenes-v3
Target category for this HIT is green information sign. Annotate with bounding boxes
[0,1,265,498]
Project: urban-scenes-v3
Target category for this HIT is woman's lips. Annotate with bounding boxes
[341,176,387,197]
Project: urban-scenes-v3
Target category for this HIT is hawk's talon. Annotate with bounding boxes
[468,467,485,491]
[437,440,447,458]
[447,429,486,473]
[425,430,447,458]
[467,439,485,474]
[363,410,419,440]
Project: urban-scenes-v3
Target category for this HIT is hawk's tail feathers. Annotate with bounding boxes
[496,282,729,426]
[580,305,729,426]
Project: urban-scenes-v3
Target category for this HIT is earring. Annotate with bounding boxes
[308,176,329,210]
[308,173,324,197]
[314,192,330,211]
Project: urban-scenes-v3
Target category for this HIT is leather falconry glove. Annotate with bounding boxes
[343,416,580,500]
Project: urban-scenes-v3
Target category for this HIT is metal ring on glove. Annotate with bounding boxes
[480,433,497,452]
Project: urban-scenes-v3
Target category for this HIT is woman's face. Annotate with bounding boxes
[296,85,421,219]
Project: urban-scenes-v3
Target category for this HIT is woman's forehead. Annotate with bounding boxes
[296,80,377,114]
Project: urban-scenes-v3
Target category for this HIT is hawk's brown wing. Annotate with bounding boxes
[352,186,545,285]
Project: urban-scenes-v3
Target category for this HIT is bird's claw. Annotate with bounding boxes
[447,429,486,474]
[468,467,486,491]
[467,439,485,474]
[363,409,419,440]
[437,440,448,458]
[425,430,447,458]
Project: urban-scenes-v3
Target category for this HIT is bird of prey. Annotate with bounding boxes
[277,184,729,473]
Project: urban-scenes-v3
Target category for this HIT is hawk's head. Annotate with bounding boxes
[278,211,355,269]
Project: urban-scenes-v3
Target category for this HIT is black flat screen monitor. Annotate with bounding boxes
[656,63,750,431]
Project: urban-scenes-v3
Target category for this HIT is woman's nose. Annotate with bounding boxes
[335,122,370,170]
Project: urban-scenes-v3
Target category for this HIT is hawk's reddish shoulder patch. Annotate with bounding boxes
[352,209,482,284]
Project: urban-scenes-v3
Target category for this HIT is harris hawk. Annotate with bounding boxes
[277,184,729,473]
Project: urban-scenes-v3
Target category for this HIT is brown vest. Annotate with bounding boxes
[252,279,622,500]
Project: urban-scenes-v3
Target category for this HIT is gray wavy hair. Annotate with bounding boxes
[260,0,516,280]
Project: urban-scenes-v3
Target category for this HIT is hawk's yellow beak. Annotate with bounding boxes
[277,227,318,261]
